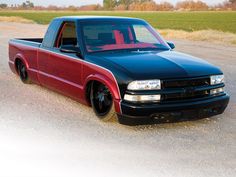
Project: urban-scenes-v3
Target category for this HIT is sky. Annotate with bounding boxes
[2,0,226,7]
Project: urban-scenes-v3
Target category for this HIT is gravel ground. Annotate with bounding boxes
[0,22,235,177]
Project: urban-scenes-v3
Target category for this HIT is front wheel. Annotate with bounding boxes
[90,82,117,122]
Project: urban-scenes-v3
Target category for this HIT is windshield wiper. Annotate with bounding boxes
[90,48,139,54]
[90,47,169,54]
[140,47,169,51]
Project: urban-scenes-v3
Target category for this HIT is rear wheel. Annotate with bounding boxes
[90,82,116,121]
[17,60,31,84]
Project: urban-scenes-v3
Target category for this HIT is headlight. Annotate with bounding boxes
[210,75,224,85]
[127,79,161,90]
[124,94,160,102]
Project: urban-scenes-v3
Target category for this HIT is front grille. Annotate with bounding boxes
[162,90,210,101]
[163,77,210,89]
[162,77,211,102]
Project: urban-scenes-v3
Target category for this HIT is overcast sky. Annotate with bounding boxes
[2,0,225,6]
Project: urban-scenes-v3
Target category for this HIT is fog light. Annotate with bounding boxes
[210,87,224,95]
[124,94,160,102]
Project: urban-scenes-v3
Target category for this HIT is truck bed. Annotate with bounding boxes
[9,38,43,49]
[8,38,43,79]
[15,38,43,44]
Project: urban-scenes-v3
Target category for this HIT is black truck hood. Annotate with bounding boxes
[90,50,222,80]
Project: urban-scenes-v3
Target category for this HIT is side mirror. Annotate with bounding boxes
[167,42,175,49]
[60,45,80,53]
[60,45,83,58]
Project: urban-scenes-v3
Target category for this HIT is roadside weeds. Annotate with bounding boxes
[159,29,236,46]
[0,16,34,24]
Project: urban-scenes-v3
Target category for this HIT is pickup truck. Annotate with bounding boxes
[9,16,229,125]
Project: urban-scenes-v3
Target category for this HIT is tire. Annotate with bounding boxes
[90,82,117,122]
[17,60,31,84]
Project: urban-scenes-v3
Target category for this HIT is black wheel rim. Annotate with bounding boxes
[18,62,28,81]
[92,84,113,116]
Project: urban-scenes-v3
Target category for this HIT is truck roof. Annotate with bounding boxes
[55,16,143,22]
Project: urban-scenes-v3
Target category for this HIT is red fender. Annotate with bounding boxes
[14,53,29,69]
[84,74,122,114]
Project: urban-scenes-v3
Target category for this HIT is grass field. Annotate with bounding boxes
[0,11,236,33]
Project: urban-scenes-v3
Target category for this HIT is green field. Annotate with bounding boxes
[1,11,236,33]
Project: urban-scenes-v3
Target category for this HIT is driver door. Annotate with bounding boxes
[38,21,83,101]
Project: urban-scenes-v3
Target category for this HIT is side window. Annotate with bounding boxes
[55,22,78,48]
[133,25,159,44]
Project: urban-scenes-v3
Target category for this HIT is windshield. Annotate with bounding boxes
[81,21,170,53]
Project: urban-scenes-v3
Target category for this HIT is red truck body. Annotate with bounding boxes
[9,41,122,114]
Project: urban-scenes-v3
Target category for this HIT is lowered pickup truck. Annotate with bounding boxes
[9,16,229,125]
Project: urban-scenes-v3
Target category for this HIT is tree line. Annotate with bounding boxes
[0,0,236,11]
[104,0,236,11]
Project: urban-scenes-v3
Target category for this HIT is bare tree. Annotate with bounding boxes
[176,0,208,11]
[0,3,7,9]
[229,0,236,3]
[156,2,174,11]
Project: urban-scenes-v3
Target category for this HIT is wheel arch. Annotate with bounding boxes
[14,54,29,73]
[84,74,122,114]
